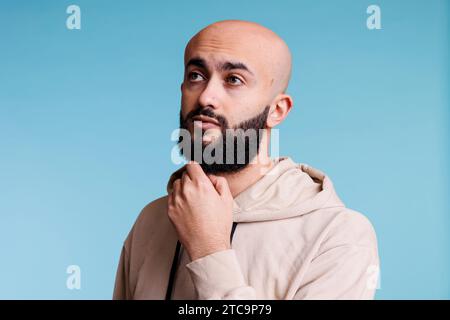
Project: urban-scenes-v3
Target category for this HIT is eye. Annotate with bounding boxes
[188,71,205,82]
[226,75,244,86]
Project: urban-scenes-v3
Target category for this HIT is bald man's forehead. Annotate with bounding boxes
[185,33,273,81]
[184,20,292,93]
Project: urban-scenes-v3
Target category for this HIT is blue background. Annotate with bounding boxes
[0,0,448,299]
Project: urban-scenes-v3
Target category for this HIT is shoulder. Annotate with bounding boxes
[135,196,169,227]
[123,195,171,248]
[320,208,378,251]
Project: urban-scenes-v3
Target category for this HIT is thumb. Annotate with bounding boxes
[208,174,232,198]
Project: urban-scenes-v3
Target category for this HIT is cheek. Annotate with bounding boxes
[225,97,263,126]
[181,90,198,117]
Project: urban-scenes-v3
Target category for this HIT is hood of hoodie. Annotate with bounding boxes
[166,157,345,223]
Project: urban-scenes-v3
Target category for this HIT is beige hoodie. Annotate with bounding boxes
[113,157,379,300]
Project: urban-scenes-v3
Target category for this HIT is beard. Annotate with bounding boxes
[178,105,270,174]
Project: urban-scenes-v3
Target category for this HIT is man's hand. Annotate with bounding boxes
[167,162,234,261]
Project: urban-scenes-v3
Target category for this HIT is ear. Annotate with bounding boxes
[266,93,293,128]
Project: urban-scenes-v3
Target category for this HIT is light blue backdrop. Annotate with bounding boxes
[0,0,448,299]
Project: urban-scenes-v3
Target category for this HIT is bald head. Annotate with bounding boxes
[184,20,292,95]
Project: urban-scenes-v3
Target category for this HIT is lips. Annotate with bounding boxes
[191,115,220,126]
[191,115,221,130]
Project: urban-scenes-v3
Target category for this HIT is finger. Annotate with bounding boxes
[181,171,191,187]
[207,174,219,189]
[172,178,181,194]
[208,174,232,198]
[168,190,174,207]
[186,161,209,184]
[168,180,176,206]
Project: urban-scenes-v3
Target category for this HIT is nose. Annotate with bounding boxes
[198,77,222,110]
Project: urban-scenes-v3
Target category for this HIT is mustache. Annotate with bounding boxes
[182,107,229,129]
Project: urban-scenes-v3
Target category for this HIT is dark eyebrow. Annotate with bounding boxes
[219,61,254,76]
[185,57,254,76]
[185,57,207,72]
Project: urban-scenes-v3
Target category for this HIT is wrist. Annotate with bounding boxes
[187,241,231,261]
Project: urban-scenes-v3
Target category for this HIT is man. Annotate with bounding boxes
[113,20,379,300]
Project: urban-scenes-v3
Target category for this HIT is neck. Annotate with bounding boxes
[216,153,274,198]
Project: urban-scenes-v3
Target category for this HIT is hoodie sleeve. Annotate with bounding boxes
[185,249,257,299]
[293,244,379,300]
[113,246,132,300]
